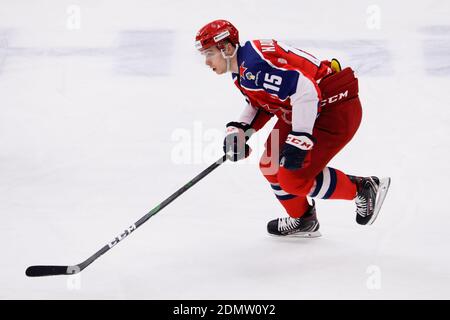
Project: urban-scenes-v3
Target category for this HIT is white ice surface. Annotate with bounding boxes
[1,0,449,299]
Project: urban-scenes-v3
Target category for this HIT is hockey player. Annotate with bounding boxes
[195,20,390,237]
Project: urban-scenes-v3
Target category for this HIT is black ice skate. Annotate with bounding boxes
[348,175,391,225]
[267,200,321,237]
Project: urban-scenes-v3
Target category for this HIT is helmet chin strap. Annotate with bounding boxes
[220,45,238,73]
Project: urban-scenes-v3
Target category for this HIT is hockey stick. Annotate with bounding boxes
[26,155,227,277]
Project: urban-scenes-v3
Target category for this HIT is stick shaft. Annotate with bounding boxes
[84,155,227,269]
[26,155,227,276]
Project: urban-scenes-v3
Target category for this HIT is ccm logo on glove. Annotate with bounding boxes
[285,134,314,150]
[280,132,316,170]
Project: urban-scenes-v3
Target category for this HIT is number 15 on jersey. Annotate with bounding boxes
[263,73,282,92]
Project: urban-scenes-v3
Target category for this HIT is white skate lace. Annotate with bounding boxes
[278,217,300,232]
[355,195,367,217]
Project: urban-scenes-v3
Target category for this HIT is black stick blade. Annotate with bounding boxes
[26,265,79,277]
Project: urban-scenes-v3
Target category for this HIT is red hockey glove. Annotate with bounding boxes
[280,131,315,170]
[223,122,254,162]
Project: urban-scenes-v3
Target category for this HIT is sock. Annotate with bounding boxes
[270,183,309,218]
[308,167,356,200]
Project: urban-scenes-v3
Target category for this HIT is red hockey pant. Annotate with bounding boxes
[259,96,362,218]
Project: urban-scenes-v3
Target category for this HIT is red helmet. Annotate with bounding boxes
[195,19,239,51]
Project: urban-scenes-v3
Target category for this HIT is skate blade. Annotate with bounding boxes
[268,230,322,238]
[368,177,391,225]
